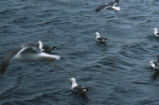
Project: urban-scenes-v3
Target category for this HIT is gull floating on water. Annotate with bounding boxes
[95,0,120,12]
[0,41,60,74]
[153,28,159,37]
[69,77,88,96]
[148,54,159,80]
[148,54,159,71]
[95,32,108,44]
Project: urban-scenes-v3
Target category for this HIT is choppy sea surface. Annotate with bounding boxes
[0,0,159,105]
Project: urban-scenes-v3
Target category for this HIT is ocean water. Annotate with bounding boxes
[0,0,159,105]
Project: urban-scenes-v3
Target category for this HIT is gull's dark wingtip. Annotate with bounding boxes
[0,50,18,75]
[95,5,107,12]
[115,0,120,4]
[0,61,9,75]
[0,69,5,75]
[152,70,159,80]
[95,9,100,12]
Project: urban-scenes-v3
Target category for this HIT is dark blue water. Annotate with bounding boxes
[0,0,159,105]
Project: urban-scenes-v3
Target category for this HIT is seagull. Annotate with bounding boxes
[148,55,159,80]
[148,54,159,71]
[69,77,88,96]
[95,0,120,12]
[153,28,159,37]
[0,41,60,75]
[95,32,108,44]
[148,60,159,70]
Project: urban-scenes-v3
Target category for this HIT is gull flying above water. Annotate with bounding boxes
[0,41,60,75]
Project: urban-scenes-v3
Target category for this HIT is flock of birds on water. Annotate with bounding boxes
[0,0,159,97]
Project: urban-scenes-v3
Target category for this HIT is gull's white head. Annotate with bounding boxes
[148,60,153,64]
[95,32,101,38]
[153,28,158,32]
[38,40,44,51]
[69,77,78,89]
[70,77,76,83]
[153,28,158,36]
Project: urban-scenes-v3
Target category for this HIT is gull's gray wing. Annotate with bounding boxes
[0,49,20,74]
[107,1,115,6]
[95,2,114,12]
[19,47,39,55]
[95,5,107,12]
[21,42,39,48]
[0,47,40,75]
